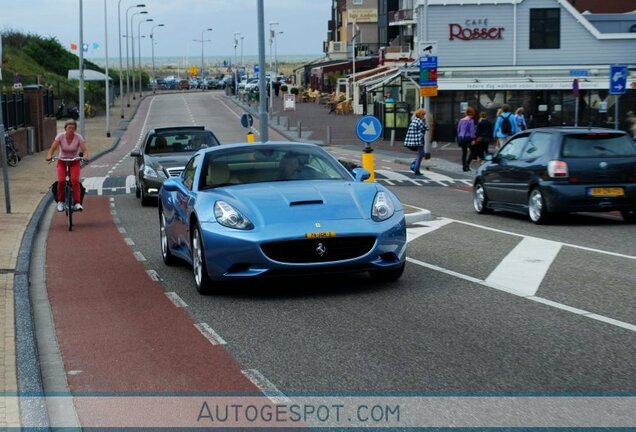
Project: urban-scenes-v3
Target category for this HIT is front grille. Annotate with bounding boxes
[166,167,184,177]
[261,236,376,263]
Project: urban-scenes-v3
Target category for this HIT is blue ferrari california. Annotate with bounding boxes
[158,142,407,293]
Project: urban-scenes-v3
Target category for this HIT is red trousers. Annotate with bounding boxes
[56,160,82,204]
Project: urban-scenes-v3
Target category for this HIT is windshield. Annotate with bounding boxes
[146,131,219,155]
[561,133,636,158]
[200,146,350,189]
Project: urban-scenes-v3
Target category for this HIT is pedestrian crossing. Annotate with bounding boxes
[81,171,473,196]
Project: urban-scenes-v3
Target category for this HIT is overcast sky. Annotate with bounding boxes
[1,0,330,61]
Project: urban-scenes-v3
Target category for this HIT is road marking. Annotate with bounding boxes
[450,218,636,261]
[407,218,454,243]
[420,170,456,185]
[164,292,187,308]
[133,251,146,261]
[241,369,290,404]
[194,323,227,345]
[117,227,126,234]
[375,169,411,181]
[125,175,136,194]
[124,238,134,246]
[406,257,636,332]
[485,237,562,297]
[146,269,160,281]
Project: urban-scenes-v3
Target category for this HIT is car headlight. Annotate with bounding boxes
[143,166,167,179]
[372,191,395,222]
[214,201,254,230]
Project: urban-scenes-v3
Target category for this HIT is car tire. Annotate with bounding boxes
[192,225,213,294]
[621,210,636,223]
[135,183,141,198]
[369,262,405,282]
[473,182,493,214]
[528,188,550,224]
[159,210,177,266]
[140,185,152,206]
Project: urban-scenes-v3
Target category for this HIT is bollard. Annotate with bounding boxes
[390,129,396,147]
[276,114,280,126]
[287,117,290,131]
[361,145,375,182]
[246,132,255,143]
[327,126,332,145]
[297,121,302,139]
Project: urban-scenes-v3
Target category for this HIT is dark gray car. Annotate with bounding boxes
[130,126,220,205]
[473,127,636,224]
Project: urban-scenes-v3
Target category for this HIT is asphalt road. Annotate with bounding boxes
[89,91,635,395]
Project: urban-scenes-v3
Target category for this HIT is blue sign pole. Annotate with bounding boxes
[356,116,383,182]
[609,64,628,130]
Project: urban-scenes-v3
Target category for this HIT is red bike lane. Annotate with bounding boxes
[44,196,277,428]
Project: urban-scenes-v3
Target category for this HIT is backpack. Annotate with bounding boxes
[500,114,512,135]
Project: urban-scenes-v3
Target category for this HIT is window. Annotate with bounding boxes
[530,8,560,49]
[522,132,552,160]
[183,155,199,190]
[352,0,363,4]
[498,135,529,161]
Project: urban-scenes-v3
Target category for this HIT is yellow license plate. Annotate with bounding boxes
[306,231,336,239]
[590,187,624,197]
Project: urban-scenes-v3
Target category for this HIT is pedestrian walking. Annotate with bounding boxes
[514,107,527,131]
[456,106,476,172]
[473,111,493,162]
[403,108,428,175]
[493,104,517,149]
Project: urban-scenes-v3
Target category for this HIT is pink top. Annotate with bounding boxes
[55,132,85,159]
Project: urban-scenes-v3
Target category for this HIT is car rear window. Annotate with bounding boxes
[146,131,219,155]
[561,133,636,158]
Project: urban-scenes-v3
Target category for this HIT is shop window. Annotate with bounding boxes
[530,9,560,49]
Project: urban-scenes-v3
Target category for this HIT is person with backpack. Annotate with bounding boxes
[493,104,517,149]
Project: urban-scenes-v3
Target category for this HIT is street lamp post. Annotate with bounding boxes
[151,24,165,92]
[131,10,148,99]
[194,28,213,78]
[124,4,145,108]
[257,0,268,141]
[268,21,279,111]
[240,35,244,67]
[233,32,241,95]
[138,18,153,98]
[104,0,111,137]
[79,0,85,138]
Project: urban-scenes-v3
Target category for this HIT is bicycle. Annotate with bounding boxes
[48,156,86,231]
[3,132,21,167]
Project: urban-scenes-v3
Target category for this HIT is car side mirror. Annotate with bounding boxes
[352,167,371,182]
[161,178,180,192]
[130,149,142,158]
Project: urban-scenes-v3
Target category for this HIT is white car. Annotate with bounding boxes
[244,78,260,91]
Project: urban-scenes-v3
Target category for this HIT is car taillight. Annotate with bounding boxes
[547,160,569,178]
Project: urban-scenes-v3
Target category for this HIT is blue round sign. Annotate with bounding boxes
[356,115,382,143]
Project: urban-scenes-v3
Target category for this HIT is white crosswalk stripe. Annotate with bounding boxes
[82,175,136,195]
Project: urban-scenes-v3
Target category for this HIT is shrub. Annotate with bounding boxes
[280,84,288,92]
[290,87,299,95]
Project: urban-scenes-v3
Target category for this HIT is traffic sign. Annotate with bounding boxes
[356,115,382,143]
[609,64,627,95]
[419,56,438,87]
[417,41,438,58]
[254,65,260,78]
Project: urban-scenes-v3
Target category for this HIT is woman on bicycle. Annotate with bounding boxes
[46,119,89,212]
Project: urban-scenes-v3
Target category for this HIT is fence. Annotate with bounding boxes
[0,91,29,130]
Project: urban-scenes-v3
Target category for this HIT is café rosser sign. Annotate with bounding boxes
[449,19,505,41]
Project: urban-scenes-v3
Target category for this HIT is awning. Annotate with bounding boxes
[67,69,112,81]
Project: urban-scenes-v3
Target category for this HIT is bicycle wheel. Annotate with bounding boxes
[65,185,73,231]
[6,148,18,167]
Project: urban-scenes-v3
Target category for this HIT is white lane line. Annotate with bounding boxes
[375,169,411,181]
[146,269,160,281]
[82,177,105,195]
[136,96,157,146]
[451,218,636,261]
[241,369,290,404]
[407,218,455,243]
[117,227,126,234]
[485,237,562,297]
[124,238,134,246]
[194,323,227,345]
[407,257,636,332]
[164,292,187,308]
[125,175,136,194]
[421,170,456,185]
[133,251,146,261]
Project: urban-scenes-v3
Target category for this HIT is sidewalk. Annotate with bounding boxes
[0,96,143,428]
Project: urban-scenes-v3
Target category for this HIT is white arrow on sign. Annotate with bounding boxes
[361,121,377,136]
